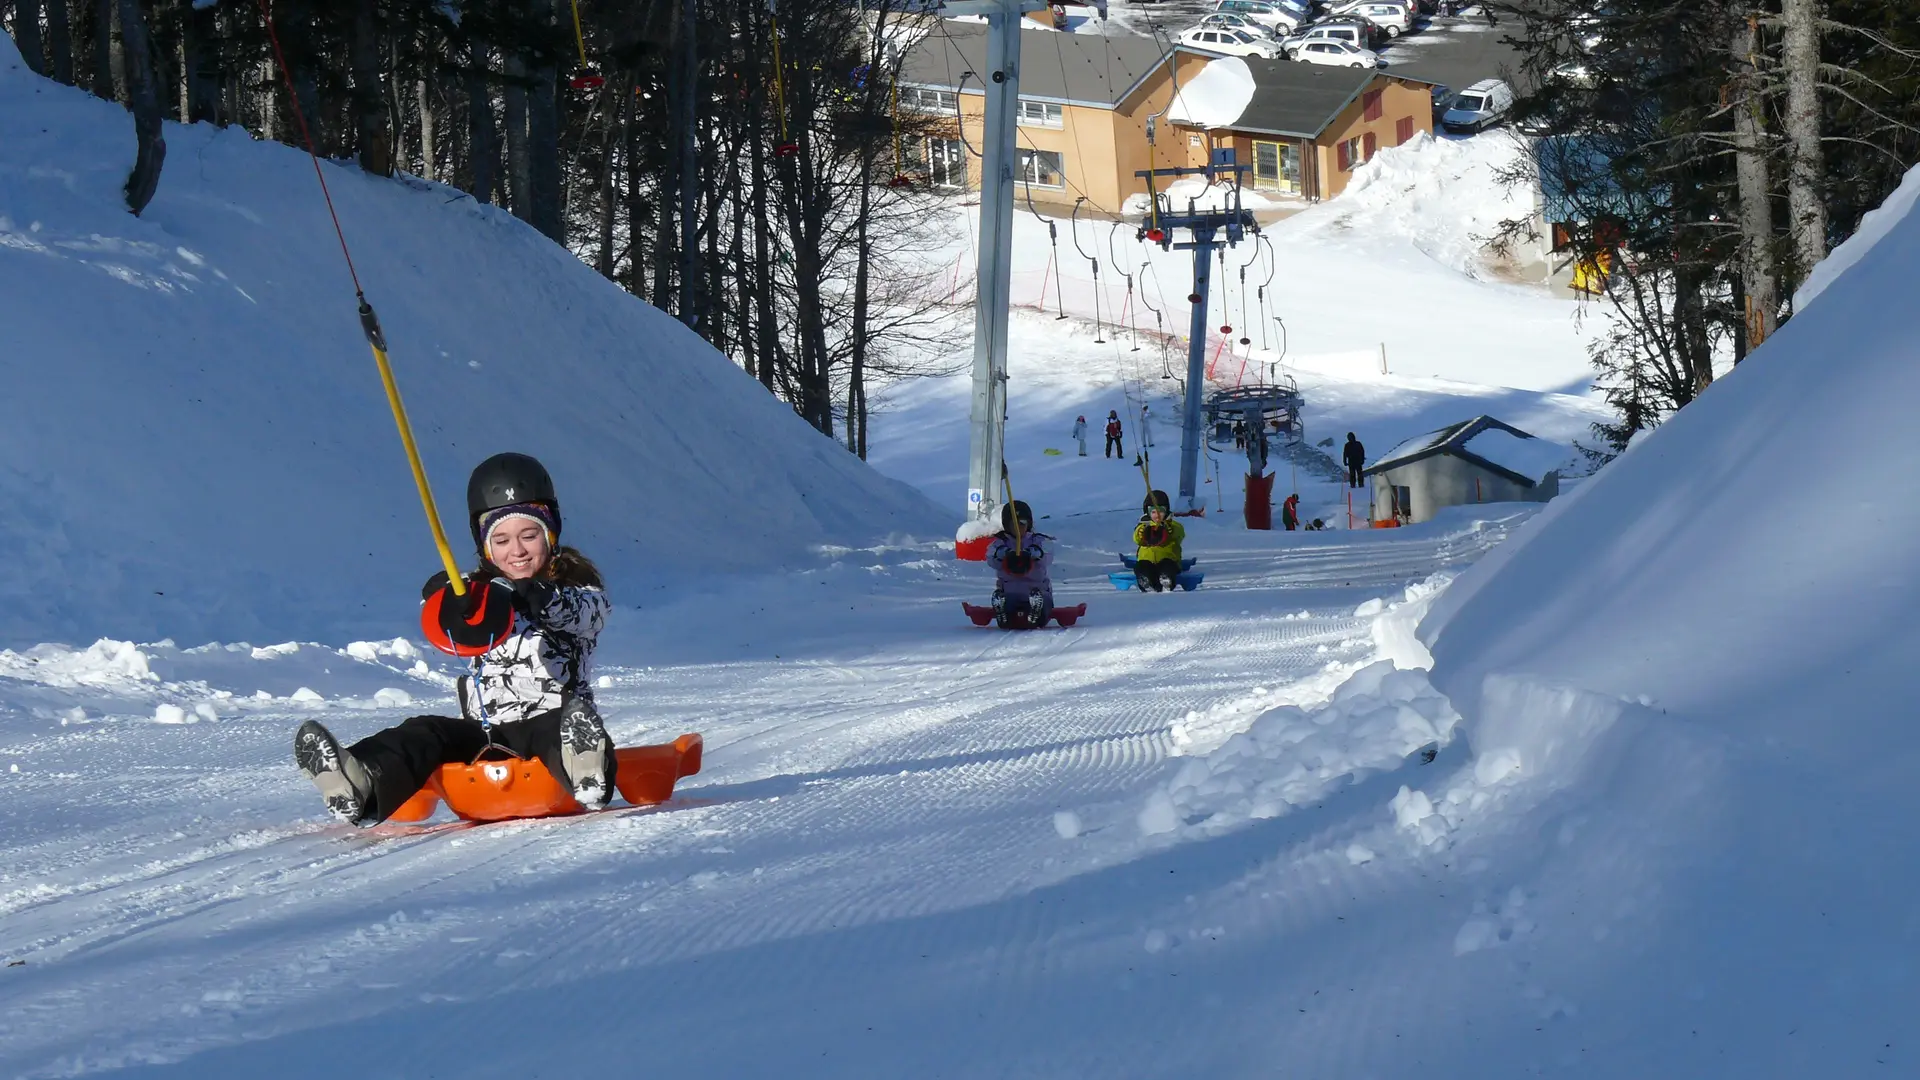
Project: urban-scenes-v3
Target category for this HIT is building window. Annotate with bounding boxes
[926,137,967,189]
[1252,139,1301,195]
[1189,133,1203,148]
[1016,99,1064,128]
[1363,89,1383,122]
[1017,148,1064,189]
[901,87,958,114]
[1395,116,1414,144]
[1338,136,1362,171]
[1392,485,1412,521]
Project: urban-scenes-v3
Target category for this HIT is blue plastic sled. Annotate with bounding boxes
[1118,554,1197,572]
[1108,570,1205,592]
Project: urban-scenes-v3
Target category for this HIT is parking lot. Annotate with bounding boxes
[1098,3,1530,100]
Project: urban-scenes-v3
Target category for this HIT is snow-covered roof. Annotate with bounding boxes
[1167,56,1254,129]
[1460,427,1574,483]
[1365,415,1570,486]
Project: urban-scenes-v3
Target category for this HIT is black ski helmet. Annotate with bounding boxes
[1000,500,1034,534]
[1144,489,1171,514]
[466,452,561,550]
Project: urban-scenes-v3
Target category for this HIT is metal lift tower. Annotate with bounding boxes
[1137,149,1258,514]
[938,0,1045,538]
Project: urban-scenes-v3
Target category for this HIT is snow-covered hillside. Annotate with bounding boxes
[1401,164,1920,1071]
[0,37,941,648]
[870,130,1607,529]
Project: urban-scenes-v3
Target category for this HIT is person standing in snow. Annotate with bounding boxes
[1282,492,1300,531]
[986,500,1054,628]
[1072,415,1088,456]
[1343,432,1366,488]
[1105,410,1124,459]
[1133,491,1186,593]
[294,453,615,826]
[1139,403,1154,447]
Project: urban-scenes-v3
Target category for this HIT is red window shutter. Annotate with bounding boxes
[1363,132,1377,160]
[1363,89,1383,122]
[1337,140,1351,171]
[1396,117,1413,144]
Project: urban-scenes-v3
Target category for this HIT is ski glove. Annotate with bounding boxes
[1005,552,1035,576]
[423,572,515,649]
[1140,525,1169,547]
[494,576,558,617]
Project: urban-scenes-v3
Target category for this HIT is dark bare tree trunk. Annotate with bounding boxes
[1780,0,1828,283]
[91,0,115,100]
[47,0,72,83]
[349,0,392,175]
[13,0,45,75]
[417,75,436,181]
[622,72,647,297]
[526,0,563,240]
[595,98,616,277]
[118,0,164,214]
[1730,12,1776,354]
[183,1,219,124]
[466,45,497,204]
[502,51,531,221]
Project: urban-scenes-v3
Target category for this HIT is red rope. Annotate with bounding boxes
[254,0,366,300]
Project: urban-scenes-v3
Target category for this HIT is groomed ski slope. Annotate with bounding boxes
[0,508,1528,1078]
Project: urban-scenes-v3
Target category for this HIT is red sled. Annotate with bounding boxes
[961,601,1087,629]
[387,733,704,823]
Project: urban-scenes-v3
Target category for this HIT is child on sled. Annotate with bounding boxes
[1133,490,1186,593]
[986,499,1054,628]
[293,452,615,826]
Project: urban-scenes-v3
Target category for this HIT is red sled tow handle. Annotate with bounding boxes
[421,573,515,657]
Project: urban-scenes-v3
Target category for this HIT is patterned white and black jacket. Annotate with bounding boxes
[456,581,612,725]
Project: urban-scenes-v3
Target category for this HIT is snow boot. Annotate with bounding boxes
[993,590,1012,630]
[1028,593,1050,628]
[559,698,614,809]
[295,720,375,826]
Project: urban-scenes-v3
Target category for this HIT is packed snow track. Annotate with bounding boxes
[0,511,1524,1077]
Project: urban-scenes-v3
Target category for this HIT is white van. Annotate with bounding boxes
[1441,78,1515,133]
[1348,2,1413,36]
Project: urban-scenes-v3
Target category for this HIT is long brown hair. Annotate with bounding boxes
[475,545,603,588]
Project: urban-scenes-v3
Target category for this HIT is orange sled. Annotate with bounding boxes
[388,733,704,823]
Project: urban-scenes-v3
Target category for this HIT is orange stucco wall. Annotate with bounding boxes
[1314,76,1433,198]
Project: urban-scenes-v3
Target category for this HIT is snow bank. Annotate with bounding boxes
[1413,143,1920,1058]
[1794,163,1920,312]
[1286,130,1538,279]
[1140,659,1458,836]
[0,39,942,647]
[1141,577,1457,837]
[1166,56,1254,129]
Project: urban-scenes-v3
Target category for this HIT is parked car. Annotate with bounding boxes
[1294,39,1380,68]
[1212,0,1307,32]
[1200,12,1286,39]
[1178,25,1285,58]
[1427,82,1453,123]
[1441,78,1514,132]
[1345,2,1414,36]
[1282,19,1375,57]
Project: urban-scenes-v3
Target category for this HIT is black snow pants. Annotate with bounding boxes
[1105,433,1124,458]
[348,707,609,823]
[1346,464,1363,487]
[1136,558,1181,592]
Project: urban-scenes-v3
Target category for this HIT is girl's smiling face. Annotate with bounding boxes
[487,519,551,579]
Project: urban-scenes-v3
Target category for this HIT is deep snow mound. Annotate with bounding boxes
[1407,164,1920,1068]
[0,39,941,647]
[1285,130,1537,279]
